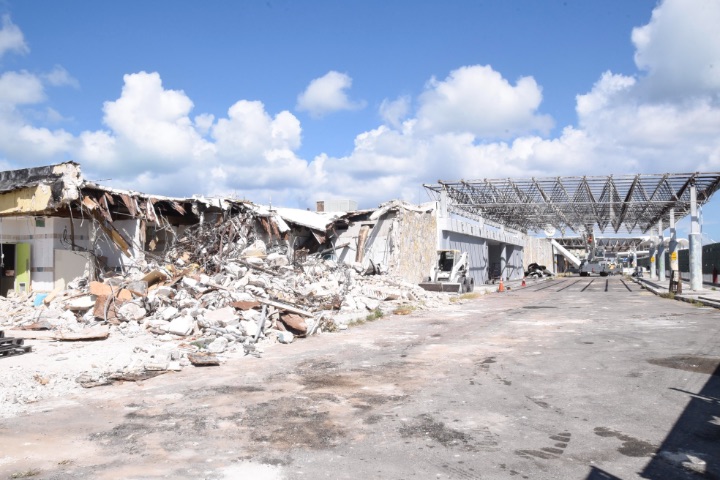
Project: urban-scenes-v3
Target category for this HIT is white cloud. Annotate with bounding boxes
[99,71,214,172]
[632,0,720,98]
[194,113,214,136]
[0,68,74,162]
[379,96,410,128]
[296,71,366,117]
[315,0,720,208]
[43,66,80,88]
[3,0,720,214]
[0,71,44,105]
[212,100,301,161]
[76,73,314,199]
[0,15,28,58]
[416,65,554,138]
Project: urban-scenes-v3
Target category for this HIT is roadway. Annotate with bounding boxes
[1,276,718,479]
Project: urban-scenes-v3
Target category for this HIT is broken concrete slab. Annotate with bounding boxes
[207,337,229,354]
[65,295,96,311]
[118,303,147,322]
[204,306,238,326]
[54,326,110,341]
[187,352,220,366]
[276,331,294,344]
[167,316,194,336]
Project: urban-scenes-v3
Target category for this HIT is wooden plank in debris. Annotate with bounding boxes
[120,193,138,216]
[170,201,186,216]
[257,298,313,317]
[93,295,121,323]
[141,270,168,287]
[280,313,308,334]
[231,300,261,310]
[43,287,62,305]
[84,207,131,255]
[355,225,370,263]
[89,281,133,300]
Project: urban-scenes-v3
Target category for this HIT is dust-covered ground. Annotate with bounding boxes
[1,277,719,480]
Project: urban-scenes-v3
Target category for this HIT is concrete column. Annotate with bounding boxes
[657,220,665,281]
[689,182,703,291]
[632,250,637,269]
[439,189,448,219]
[669,209,678,272]
[649,240,657,281]
[500,243,507,281]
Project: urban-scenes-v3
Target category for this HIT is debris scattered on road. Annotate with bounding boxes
[0,202,453,411]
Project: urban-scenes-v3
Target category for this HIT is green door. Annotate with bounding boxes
[15,243,30,292]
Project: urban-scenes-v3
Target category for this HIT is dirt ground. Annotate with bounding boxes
[1,277,719,479]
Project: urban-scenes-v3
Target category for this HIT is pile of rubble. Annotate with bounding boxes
[0,213,449,408]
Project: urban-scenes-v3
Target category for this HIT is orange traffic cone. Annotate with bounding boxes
[521,277,526,287]
[498,279,505,292]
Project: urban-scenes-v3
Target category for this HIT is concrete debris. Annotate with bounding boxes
[276,331,294,344]
[187,352,220,367]
[0,204,451,414]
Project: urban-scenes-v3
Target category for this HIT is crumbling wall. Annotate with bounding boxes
[343,208,437,283]
[385,209,437,283]
[523,235,555,272]
[0,185,54,215]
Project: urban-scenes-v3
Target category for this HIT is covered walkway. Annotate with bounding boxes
[426,172,720,292]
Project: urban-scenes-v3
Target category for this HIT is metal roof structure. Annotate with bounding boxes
[425,173,720,234]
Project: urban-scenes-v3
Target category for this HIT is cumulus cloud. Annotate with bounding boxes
[0,15,28,58]
[632,0,720,98]
[0,71,44,105]
[3,0,720,214]
[212,100,300,160]
[97,71,214,172]
[0,68,74,162]
[296,71,366,117]
[379,96,410,128]
[416,65,554,138]
[73,72,316,200]
[43,66,80,88]
[318,0,720,207]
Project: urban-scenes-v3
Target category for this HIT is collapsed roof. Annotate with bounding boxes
[425,173,720,234]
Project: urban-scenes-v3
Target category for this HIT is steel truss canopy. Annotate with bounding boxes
[425,173,720,234]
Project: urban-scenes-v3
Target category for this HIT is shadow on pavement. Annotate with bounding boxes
[585,466,623,479]
[640,362,720,479]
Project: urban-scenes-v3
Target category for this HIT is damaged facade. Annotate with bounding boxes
[0,162,552,297]
[324,199,550,286]
[0,162,554,408]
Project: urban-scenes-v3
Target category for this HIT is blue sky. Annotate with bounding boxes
[1,0,720,240]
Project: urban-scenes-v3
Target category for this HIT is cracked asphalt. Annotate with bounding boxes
[1,276,719,479]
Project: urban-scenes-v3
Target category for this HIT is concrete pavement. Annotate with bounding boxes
[1,276,718,479]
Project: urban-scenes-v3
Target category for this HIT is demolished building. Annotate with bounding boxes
[0,162,552,296]
[0,162,553,411]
